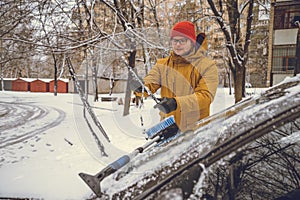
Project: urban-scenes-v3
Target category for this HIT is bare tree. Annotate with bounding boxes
[206,0,255,103]
[0,0,39,80]
[36,1,65,95]
[97,0,142,115]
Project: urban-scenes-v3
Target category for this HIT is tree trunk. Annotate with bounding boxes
[92,55,99,102]
[228,71,232,95]
[234,67,243,103]
[53,54,58,96]
[242,66,246,97]
[123,51,137,116]
[93,73,99,102]
[0,64,4,92]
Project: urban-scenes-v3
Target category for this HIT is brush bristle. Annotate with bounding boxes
[145,115,176,139]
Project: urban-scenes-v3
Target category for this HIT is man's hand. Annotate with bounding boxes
[129,76,144,93]
[154,97,177,114]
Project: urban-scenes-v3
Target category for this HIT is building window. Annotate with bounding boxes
[282,57,296,71]
[272,46,296,72]
[274,5,300,29]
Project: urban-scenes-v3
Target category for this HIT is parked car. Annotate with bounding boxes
[81,75,300,200]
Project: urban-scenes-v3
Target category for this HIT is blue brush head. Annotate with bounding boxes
[145,115,176,139]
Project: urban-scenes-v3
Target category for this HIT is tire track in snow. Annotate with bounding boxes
[0,101,66,148]
[0,102,48,131]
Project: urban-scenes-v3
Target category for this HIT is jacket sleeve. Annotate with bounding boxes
[143,67,161,93]
[143,60,167,94]
[133,61,163,97]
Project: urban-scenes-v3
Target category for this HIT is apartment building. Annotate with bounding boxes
[268,0,300,86]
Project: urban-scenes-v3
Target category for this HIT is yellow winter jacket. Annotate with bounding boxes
[143,48,218,132]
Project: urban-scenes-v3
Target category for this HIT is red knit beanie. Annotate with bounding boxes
[171,21,196,44]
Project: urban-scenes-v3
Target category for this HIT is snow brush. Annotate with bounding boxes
[79,116,179,197]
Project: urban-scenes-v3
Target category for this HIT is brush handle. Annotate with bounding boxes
[109,155,130,170]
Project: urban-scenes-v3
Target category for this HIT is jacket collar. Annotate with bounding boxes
[170,48,204,64]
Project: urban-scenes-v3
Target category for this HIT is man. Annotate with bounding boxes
[134,21,219,132]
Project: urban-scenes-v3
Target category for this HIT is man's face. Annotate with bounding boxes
[171,36,194,56]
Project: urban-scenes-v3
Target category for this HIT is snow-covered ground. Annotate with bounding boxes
[0,87,255,200]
